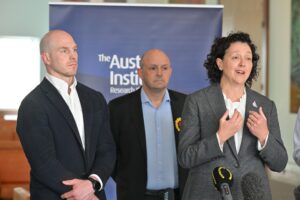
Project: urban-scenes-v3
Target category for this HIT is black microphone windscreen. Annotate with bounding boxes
[212,166,233,191]
[241,172,265,200]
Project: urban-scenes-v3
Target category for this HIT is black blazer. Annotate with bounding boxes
[109,88,188,200]
[17,78,116,200]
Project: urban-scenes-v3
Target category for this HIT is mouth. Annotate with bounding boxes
[235,70,245,75]
[68,63,77,67]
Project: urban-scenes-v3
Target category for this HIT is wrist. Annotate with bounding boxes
[88,177,100,192]
[217,131,225,144]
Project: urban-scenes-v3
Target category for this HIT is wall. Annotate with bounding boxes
[0,0,49,37]
[0,0,63,79]
[269,0,297,169]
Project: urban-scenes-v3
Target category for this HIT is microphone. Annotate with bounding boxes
[212,166,233,200]
[241,172,265,200]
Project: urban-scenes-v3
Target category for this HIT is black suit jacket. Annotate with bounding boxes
[109,88,188,200]
[16,78,116,200]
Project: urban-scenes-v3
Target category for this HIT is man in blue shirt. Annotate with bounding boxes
[109,49,187,200]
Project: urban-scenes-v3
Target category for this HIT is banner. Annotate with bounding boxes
[50,2,222,199]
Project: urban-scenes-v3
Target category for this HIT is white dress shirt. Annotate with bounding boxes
[222,91,246,153]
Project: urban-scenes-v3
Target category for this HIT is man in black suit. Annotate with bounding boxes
[109,49,187,200]
[16,30,116,200]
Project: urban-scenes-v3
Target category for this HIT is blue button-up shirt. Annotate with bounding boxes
[141,88,178,190]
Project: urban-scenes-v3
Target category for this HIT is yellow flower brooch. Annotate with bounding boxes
[175,117,182,132]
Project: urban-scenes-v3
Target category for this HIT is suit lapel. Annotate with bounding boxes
[205,84,227,121]
[131,89,147,162]
[169,91,181,149]
[77,84,92,158]
[205,84,238,158]
[41,78,84,150]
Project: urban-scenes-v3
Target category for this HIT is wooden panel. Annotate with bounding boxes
[0,146,30,183]
[0,117,30,200]
[0,118,17,140]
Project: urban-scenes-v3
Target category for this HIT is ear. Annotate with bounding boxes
[137,67,143,79]
[216,58,223,71]
[41,52,50,65]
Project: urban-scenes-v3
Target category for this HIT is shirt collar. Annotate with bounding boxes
[141,88,170,105]
[222,88,246,105]
[45,72,77,94]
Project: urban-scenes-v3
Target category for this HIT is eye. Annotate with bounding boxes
[60,48,68,53]
[162,66,169,71]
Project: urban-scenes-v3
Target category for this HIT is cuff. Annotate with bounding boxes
[89,174,103,191]
[257,132,269,151]
[216,132,224,152]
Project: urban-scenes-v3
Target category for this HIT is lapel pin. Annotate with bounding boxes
[252,101,258,108]
[175,117,182,132]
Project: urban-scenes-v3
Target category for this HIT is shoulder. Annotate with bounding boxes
[168,89,186,101]
[109,89,140,108]
[77,82,106,101]
[20,82,46,106]
[247,87,274,105]
[188,84,219,99]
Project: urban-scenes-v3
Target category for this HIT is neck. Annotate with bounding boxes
[220,81,245,102]
[47,70,75,87]
[142,87,166,108]
[65,77,74,87]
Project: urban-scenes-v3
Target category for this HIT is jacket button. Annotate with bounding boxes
[234,163,240,168]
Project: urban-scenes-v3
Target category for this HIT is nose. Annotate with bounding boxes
[239,59,246,67]
[156,68,162,76]
[70,51,77,60]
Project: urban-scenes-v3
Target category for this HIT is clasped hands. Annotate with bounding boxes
[61,179,99,200]
[218,107,268,146]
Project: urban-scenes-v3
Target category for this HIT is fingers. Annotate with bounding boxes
[230,110,243,126]
[248,107,266,126]
[247,107,269,142]
[62,179,79,186]
[61,179,81,199]
[259,107,267,120]
[218,109,243,143]
[221,110,229,121]
[61,191,72,199]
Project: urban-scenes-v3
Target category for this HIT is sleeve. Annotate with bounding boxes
[88,93,116,186]
[16,97,77,194]
[294,108,300,166]
[108,100,119,181]
[257,133,269,150]
[178,94,223,169]
[259,101,288,172]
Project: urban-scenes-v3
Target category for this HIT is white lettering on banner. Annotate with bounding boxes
[98,54,111,62]
[110,86,139,94]
[109,55,140,69]
[110,70,141,86]
[98,53,142,94]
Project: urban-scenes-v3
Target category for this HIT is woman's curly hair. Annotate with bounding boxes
[204,32,259,88]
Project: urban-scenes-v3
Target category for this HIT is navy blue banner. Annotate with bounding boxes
[50,3,222,199]
[50,3,222,101]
